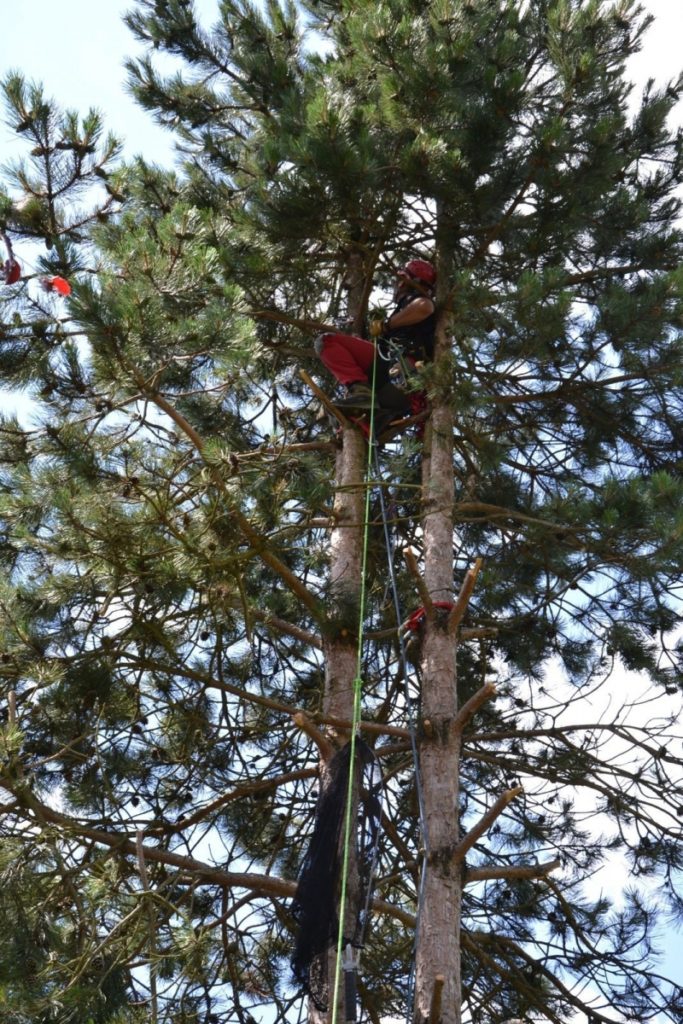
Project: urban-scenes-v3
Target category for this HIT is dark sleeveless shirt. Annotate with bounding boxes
[384,291,437,360]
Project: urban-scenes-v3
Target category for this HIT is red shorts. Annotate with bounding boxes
[316,333,376,387]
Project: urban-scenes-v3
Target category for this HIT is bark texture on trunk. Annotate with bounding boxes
[312,426,366,1024]
[311,253,369,1024]
[324,248,368,729]
[414,318,461,1024]
[323,425,367,727]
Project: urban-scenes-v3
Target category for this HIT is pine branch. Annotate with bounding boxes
[120,650,410,742]
[250,307,336,334]
[237,441,336,460]
[461,932,571,1024]
[153,768,317,835]
[320,714,409,741]
[447,557,483,632]
[403,547,434,615]
[487,363,682,406]
[148,388,323,619]
[455,502,581,535]
[462,930,618,1024]
[452,787,524,865]
[255,609,322,649]
[0,778,417,926]
[464,858,561,884]
[292,711,335,761]
[452,682,497,735]
[460,627,499,640]
[2,779,294,895]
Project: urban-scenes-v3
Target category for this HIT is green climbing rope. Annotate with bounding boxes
[330,355,379,1024]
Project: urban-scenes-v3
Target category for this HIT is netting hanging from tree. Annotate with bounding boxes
[291,738,382,1011]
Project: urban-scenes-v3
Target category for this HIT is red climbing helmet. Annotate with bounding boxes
[398,258,436,288]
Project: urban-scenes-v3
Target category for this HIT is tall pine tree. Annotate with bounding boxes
[1,2,683,1023]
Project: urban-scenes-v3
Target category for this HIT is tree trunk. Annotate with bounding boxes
[323,426,366,727]
[311,252,369,1024]
[414,315,460,1024]
[324,248,368,730]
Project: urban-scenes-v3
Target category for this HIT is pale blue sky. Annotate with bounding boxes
[1,0,219,160]
[2,1,682,162]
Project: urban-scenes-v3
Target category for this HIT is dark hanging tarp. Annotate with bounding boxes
[291,738,383,1011]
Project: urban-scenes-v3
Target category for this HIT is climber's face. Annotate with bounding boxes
[394,272,411,300]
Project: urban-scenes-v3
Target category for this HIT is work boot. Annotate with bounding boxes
[371,408,397,438]
[376,381,411,416]
[333,382,378,410]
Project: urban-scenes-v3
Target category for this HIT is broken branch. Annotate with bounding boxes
[404,547,434,617]
[452,785,523,864]
[453,682,497,735]
[447,557,483,633]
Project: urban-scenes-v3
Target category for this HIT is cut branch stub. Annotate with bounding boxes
[452,682,497,735]
[452,785,524,864]
[447,557,483,633]
[429,974,445,1024]
[403,547,434,617]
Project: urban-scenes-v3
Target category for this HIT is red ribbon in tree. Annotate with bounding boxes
[1,231,21,285]
[40,275,71,296]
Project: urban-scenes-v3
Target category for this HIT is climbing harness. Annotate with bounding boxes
[376,336,429,423]
[377,335,417,383]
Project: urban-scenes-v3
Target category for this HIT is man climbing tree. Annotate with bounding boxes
[1,2,683,1024]
[315,259,437,425]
